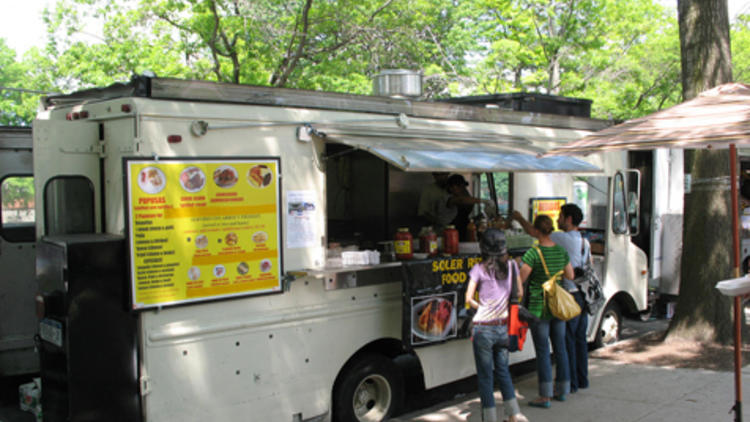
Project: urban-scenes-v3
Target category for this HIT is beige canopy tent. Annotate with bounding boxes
[548,82,750,422]
[549,82,750,154]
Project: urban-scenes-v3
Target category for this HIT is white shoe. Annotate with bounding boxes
[512,413,529,422]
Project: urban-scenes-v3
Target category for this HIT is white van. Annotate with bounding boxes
[32,76,648,422]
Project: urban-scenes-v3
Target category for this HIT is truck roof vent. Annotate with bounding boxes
[372,69,422,98]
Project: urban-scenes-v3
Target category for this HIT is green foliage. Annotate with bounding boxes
[464,0,683,120]
[1,176,35,210]
[0,40,36,125]
[4,0,750,125]
[732,14,750,83]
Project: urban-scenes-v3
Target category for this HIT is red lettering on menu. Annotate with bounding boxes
[194,196,205,201]
[181,196,192,201]
[216,192,238,197]
[538,202,561,212]
[139,197,166,204]
[210,197,243,203]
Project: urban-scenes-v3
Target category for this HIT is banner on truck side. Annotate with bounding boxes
[125,158,283,309]
[401,255,482,347]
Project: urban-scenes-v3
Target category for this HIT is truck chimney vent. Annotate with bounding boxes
[372,69,422,98]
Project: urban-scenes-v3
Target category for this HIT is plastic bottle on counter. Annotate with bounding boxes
[420,226,438,257]
[443,225,459,255]
[394,227,414,260]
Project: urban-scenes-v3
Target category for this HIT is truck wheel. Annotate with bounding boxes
[333,354,403,422]
[594,302,621,348]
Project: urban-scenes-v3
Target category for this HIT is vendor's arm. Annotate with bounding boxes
[511,210,538,237]
[465,278,479,309]
[448,195,496,214]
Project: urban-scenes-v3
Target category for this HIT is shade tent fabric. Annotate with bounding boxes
[545,81,749,422]
[547,83,750,156]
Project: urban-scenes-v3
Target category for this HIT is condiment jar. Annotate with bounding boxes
[394,227,414,260]
[466,220,477,242]
[420,226,438,257]
[443,225,459,255]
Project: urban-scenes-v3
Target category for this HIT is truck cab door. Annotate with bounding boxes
[33,119,101,237]
[608,169,648,311]
[0,129,38,375]
[612,170,641,236]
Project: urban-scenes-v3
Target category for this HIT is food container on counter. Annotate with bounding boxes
[420,226,438,257]
[394,227,414,260]
[443,225,459,255]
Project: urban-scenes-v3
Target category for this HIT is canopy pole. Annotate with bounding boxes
[730,143,743,422]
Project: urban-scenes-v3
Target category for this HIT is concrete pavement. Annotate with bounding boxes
[392,358,750,422]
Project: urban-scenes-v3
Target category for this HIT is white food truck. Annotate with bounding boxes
[31,76,651,422]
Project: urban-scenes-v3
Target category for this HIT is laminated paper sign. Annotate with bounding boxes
[126,158,282,309]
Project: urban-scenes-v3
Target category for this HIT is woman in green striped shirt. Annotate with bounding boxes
[518,214,575,409]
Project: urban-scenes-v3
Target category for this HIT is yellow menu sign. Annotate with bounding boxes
[531,197,567,231]
[126,158,282,309]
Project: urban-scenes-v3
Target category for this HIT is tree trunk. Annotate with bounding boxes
[548,57,560,95]
[670,0,739,344]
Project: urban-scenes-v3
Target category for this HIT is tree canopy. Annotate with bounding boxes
[3,0,750,124]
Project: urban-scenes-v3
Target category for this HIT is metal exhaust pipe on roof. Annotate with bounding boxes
[372,69,423,98]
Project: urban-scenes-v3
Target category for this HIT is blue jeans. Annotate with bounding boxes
[472,324,520,417]
[530,317,570,397]
[566,291,589,391]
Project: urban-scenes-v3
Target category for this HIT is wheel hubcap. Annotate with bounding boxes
[600,312,619,345]
[352,374,392,422]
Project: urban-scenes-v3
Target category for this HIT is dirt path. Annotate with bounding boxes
[591,329,750,371]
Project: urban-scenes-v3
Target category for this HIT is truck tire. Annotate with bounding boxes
[333,354,403,422]
[594,302,621,348]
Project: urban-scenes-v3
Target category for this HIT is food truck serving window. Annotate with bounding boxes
[1,175,35,242]
[44,176,95,236]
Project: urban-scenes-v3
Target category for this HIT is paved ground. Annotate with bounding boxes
[0,316,671,422]
[392,359,750,422]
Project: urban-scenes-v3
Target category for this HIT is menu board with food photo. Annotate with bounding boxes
[125,157,282,309]
[401,255,481,348]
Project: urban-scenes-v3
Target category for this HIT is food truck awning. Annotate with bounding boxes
[312,127,601,173]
